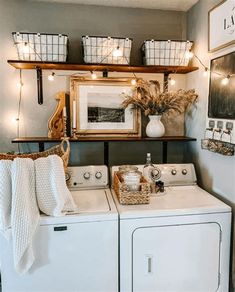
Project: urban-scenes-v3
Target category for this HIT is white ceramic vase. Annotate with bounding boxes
[146,115,165,138]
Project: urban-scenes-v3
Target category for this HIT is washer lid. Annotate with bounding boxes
[112,185,231,219]
[40,188,118,225]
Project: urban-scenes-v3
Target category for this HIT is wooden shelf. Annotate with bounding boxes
[12,136,196,165]
[8,60,198,74]
[12,136,196,143]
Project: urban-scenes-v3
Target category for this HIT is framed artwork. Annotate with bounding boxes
[70,77,141,137]
[209,0,235,52]
[208,51,235,119]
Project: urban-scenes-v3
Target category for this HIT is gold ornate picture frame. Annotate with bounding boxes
[70,77,141,137]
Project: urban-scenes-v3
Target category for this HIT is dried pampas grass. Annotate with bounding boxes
[122,79,198,116]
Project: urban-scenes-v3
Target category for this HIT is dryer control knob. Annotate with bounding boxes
[182,169,187,175]
[171,169,177,175]
[95,171,102,179]
[83,172,91,180]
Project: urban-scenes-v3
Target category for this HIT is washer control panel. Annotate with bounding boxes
[157,164,197,186]
[111,164,197,186]
[67,165,108,189]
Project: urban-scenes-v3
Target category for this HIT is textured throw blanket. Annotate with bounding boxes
[0,155,76,274]
[0,160,12,240]
[35,155,77,216]
[11,158,40,274]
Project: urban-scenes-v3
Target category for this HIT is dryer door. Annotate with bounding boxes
[132,223,221,292]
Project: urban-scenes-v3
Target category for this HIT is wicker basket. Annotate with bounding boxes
[12,32,68,62]
[82,35,132,64]
[142,40,193,66]
[0,139,70,170]
[113,172,151,205]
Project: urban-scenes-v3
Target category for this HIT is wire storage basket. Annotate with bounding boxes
[82,35,132,64]
[12,32,68,62]
[142,40,193,66]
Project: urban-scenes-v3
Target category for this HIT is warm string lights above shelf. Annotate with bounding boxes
[46,45,139,84]
[15,40,233,87]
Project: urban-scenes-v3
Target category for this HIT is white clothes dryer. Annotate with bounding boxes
[111,164,231,292]
[1,165,118,292]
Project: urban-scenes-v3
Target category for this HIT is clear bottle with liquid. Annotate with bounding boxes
[143,153,155,183]
[143,153,161,191]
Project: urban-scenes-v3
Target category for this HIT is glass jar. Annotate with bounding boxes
[117,165,142,191]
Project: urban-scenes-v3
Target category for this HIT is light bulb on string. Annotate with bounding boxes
[185,50,194,59]
[113,46,123,57]
[48,72,55,81]
[221,75,230,86]
[91,71,97,80]
[16,81,24,88]
[168,77,176,86]
[203,67,209,77]
[131,79,137,86]
[185,51,194,59]
[22,42,30,54]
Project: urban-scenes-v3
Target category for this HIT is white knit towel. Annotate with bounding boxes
[0,160,12,240]
[11,158,40,274]
[35,155,77,216]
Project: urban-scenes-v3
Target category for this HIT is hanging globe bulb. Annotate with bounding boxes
[203,68,209,77]
[91,71,97,80]
[48,72,55,81]
[221,75,230,85]
[131,79,137,86]
[113,46,123,57]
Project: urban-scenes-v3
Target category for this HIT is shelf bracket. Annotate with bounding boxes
[163,72,169,92]
[162,141,168,163]
[36,67,43,105]
[103,69,108,78]
[38,142,45,152]
[104,141,109,166]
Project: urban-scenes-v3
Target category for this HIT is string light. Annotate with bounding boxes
[48,72,55,81]
[221,75,230,86]
[91,71,97,80]
[22,42,30,54]
[203,67,209,77]
[169,77,176,86]
[131,79,137,86]
[113,46,123,57]
[185,50,194,59]
[17,81,24,88]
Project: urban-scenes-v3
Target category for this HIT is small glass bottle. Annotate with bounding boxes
[143,153,155,182]
[143,153,161,192]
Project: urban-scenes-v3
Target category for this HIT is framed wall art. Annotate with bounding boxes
[70,77,141,137]
[208,51,235,119]
[209,0,235,52]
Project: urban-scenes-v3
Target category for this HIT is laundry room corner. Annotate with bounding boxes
[186,0,235,290]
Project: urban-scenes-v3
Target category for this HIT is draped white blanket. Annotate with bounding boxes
[11,158,40,274]
[0,155,76,274]
[35,155,77,216]
[0,160,12,240]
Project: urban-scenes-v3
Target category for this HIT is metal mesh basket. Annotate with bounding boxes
[142,40,193,66]
[82,35,132,64]
[12,32,68,62]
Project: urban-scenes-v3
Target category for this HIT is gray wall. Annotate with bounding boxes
[186,1,235,289]
[0,0,187,165]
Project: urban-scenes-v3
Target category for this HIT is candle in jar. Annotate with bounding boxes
[73,100,76,129]
[63,106,67,118]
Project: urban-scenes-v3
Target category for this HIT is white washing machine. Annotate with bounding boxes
[0,165,118,292]
[111,164,231,292]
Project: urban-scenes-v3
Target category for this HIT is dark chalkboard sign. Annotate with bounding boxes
[208,51,235,119]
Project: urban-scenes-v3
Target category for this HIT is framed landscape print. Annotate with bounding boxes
[208,51,235,119]
[70,77,141,137]
[209,0,235,52]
